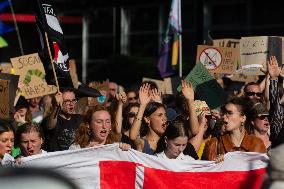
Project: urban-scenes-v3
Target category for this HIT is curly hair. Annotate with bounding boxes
[74,105,121,148]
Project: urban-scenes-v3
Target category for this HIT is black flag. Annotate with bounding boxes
[33,0,73,88]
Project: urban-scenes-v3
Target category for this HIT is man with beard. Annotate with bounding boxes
[41,88,82,152]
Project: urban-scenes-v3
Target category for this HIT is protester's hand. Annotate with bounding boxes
[181,80,194,101]
[198,112,208,131]
[150,88,162,103]
[15,157,22,165]
[119,142,131,151]
[55,92,63,107]
[17,81,25,92]
[116,92,127,104]
[14,112,26,124]
[214,154,224,163]
[139,83,151,106]
[267,56,281,80]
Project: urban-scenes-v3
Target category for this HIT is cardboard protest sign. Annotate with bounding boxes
[177,63,227,109]
[10,53,57,99]
[213,38,240,48]
[194,100,211,116]
[163,77,182,95]
[0,79,9,120]
[142,77,166,93]
[196,45,240,74]
[240,36,282,75]
[0,73,19,116]
[226,73,259,83]
[163,78,173,94]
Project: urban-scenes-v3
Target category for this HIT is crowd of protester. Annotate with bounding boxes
[1,55,284,188]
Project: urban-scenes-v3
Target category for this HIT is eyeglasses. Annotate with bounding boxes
[128,112,137,118]
[63,99,77,105]
[245,92,262,97]
[256,115,268,120]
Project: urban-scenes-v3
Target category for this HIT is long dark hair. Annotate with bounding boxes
[0,122,14,135]
[155,117,189,153]
[140,102,165,137]
[122,102,140,131]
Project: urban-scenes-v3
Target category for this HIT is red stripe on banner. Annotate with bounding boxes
[100,161,136,189]
[0,13,82,24]
[143,167,266,189]
[99,161,265,189]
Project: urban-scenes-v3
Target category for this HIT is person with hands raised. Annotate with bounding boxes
[265,55,284,143]
[114,92,127,135]
[41,88,82,152]
[129,83,168,154]
[181,80,200,137]
[129,83,152,141]
[150,88,163,103]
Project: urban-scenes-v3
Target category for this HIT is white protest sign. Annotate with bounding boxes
[240,36,282,75]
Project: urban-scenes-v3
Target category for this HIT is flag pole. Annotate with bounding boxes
[44,32,60,91]
[178,0,182,78]
[8,0,24,55]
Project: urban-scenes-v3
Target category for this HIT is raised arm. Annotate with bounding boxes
[45,92,63,130]
[114,92,127,134]
[189,112,207,153]
[150,88,162,103]
[129,83,151,140]
[181,80,200,136]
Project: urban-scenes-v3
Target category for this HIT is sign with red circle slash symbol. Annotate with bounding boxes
[199,47,222,70]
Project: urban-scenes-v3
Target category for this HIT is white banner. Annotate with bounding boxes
[19,144,268,189]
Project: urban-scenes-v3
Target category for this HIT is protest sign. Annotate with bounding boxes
[213,38,240,48]
[240,36,282,75]
[0,79,9,120]
[163,77,182,95]
[177,63,227,109]
[0,73,19,117]
[226,73,259,83]
[10,53,57,99]
[196,45,240,74]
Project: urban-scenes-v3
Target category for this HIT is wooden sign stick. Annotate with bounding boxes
[45,32,60,91]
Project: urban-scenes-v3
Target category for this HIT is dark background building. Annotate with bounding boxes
[1,0,284,88]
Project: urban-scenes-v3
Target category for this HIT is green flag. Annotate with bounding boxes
[0,36,8,48]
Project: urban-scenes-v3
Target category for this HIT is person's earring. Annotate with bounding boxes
[240,122,244,132]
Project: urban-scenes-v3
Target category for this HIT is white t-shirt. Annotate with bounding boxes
[156,151,194,161]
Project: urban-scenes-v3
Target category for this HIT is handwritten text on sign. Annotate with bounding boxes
[10,53,57,99]
[0,79,9,120]
[196,45,240,74]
